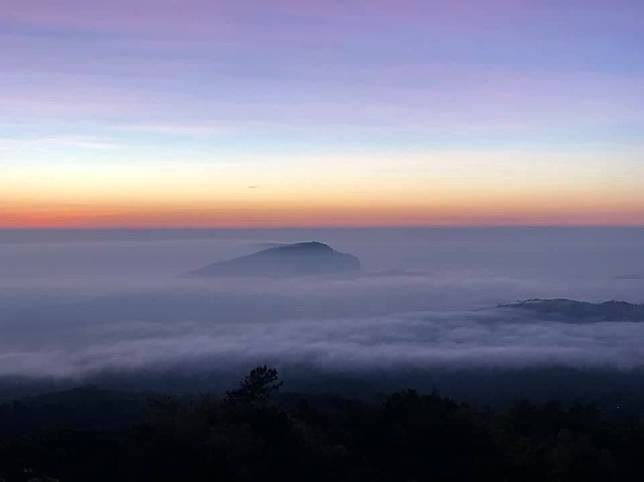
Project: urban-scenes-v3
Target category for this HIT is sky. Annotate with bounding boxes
[1,0,643,227]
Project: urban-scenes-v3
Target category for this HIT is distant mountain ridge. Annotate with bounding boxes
[191,241,361,277]
[499,298,644,322]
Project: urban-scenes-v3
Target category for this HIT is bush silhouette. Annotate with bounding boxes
[226,365,283,404]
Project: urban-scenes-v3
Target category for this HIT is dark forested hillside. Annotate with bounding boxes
[1,367,644,482]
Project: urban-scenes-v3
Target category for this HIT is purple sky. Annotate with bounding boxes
[1,1,643,226]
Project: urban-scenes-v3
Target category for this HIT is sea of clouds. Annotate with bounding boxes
[1,227,644,381]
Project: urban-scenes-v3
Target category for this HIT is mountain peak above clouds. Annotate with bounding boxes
[499,298,644,322]
[191,242,361,277]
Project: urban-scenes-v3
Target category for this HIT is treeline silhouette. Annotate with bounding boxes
[2,366,644,481]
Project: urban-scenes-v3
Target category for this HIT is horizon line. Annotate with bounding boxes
[1,224,644,231]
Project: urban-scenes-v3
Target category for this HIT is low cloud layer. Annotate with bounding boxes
[1,228,644,380]
[3,310,644,379]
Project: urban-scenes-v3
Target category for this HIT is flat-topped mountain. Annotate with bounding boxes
[191,241,361,277]
[499,298,644,322]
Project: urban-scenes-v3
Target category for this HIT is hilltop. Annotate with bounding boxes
[191,241,361,277]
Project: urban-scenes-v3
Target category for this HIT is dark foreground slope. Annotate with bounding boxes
[192,241,361,277]
[2,368,644,482]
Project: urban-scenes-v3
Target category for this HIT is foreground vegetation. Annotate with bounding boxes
[2,366,644,481]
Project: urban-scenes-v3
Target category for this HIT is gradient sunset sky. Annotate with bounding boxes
[1,0,643,227]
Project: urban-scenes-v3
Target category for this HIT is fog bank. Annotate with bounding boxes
[1,228,644,381]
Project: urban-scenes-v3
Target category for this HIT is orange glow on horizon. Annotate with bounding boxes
[3,153,643,228]
[2,195,644,228]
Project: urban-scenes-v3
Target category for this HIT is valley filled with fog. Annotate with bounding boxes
[2,227,644,398]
